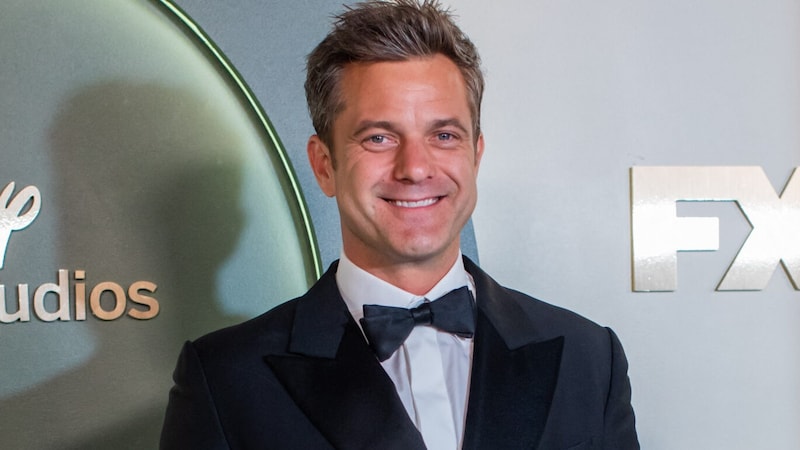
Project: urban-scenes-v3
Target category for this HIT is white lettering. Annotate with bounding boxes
[33,269,71,321]
[0,182,41,269]
[630,166,800,291]
[0,270,160,323]
[0,283,31,323]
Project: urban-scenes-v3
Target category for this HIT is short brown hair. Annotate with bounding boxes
[305,0,484,147]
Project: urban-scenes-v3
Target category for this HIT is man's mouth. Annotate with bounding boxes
[386,197,441,208]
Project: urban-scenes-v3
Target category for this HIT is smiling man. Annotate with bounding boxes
[161,1,639,449]
[307,53,482,294]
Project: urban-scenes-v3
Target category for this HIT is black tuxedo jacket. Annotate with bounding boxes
[161,257,638,449]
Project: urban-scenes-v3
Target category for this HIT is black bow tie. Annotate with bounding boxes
[359,286,476,361]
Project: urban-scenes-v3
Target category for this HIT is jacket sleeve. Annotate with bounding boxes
[602,328,640,450]
[160,341,230,450]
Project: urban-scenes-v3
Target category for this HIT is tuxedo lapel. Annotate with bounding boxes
[462,258,564,450]
[264,259,563,449]
[461,312,563,450]
[264,263,425,450]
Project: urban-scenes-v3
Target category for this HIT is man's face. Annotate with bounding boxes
[308,54,484,274]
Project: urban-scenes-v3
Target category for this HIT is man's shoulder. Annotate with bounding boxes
[485,279,623,367]
[503,285,606,334]
[186,263,342,364]
[465,257,610,341]
[184,296,303,371]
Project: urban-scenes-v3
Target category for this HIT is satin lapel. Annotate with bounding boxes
[461,312,563,450]
[264,263,425,450]
[462,257,564,450]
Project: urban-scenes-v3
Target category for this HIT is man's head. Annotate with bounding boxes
[305,0,485,292]
[305,0,484,150]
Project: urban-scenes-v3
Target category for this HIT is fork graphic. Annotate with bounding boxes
[0,182,41,269]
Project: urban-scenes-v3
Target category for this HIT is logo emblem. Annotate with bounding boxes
[631,166,800,291]
[0,181,41,269]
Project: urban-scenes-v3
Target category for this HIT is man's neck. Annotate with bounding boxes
[341,249,462,295]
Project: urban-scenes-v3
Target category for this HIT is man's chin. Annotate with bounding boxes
[385,239,460,266]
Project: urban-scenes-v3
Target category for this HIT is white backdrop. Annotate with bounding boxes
[455,0,800,448]
[3,0,796,447]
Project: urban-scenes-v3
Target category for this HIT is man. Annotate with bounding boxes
[161,1,639,449]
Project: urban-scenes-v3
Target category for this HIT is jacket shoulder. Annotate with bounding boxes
[189,298,300,366]
[465,256,612,346]
[189,261,343,363]
[507,286,606,335]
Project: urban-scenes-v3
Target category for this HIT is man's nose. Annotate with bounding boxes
[392,140,434,183]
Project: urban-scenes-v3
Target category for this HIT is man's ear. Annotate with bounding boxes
[307,135,336,197]
[474,133,485,171]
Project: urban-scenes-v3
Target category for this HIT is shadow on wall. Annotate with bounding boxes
[0,81,251,449]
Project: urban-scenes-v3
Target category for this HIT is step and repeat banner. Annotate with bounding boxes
[2,0,799,449]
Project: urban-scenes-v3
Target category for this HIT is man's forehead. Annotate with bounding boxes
[335,56,471,112]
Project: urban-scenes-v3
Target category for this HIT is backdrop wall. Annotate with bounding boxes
[1,0,797,448]
[180,1,800,448]
[457,2,800,448]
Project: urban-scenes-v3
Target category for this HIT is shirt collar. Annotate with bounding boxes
[336,252,473,324]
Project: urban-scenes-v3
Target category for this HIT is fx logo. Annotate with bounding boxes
[630,166,799,291]
[0,182,41,269]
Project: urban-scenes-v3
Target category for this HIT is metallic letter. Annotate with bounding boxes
[0,182,41,269]
[631,166,800,291]
[0,284,31,323]
[33,269,71,321]
[127,281,159,320]
[90,282,127,320]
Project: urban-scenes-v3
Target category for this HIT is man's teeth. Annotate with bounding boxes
[390,197,439,208]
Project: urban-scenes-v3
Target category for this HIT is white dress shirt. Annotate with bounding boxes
[336,252,475,450]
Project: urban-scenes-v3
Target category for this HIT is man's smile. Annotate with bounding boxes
[384,196,442,208]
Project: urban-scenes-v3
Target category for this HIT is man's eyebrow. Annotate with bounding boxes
[352,118,470,137]
[430,118,469,135]
[353,121,397,136]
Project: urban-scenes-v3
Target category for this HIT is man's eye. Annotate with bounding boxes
[437,132,454,141]
[362,134,396,151]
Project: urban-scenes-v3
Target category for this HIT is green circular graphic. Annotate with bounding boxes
[0,0,320,447]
